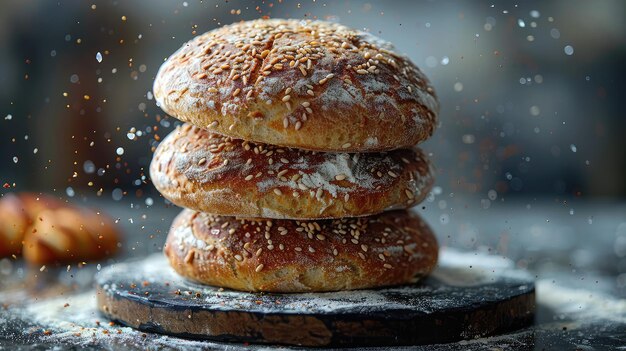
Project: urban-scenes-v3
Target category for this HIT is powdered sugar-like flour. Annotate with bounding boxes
[2,248,624,350]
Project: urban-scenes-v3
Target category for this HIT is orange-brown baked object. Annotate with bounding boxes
[153,19,439,152]
[22,207,120,265]
[150,124,435,219]
[0,193,64,257]
[164,209,438,292]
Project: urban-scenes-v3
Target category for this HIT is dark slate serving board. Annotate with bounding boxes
[95,251,535,347]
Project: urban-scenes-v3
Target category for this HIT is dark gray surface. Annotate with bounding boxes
[1,199,625,349]
[95,252,535,346]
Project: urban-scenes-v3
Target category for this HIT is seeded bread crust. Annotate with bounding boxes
[153,19,439,152]
[150,124,435,219]
[164,209,438,292]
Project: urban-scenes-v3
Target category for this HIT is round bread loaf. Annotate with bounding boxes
[164,209,438,292]
[153,19,438,152]
[150,124,434,219]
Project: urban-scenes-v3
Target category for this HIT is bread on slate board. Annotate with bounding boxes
[164,209,438,292]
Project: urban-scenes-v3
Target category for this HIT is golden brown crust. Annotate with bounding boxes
[164,209,438,292]
[0,193,64,257]
[22,207,120,265]
[153,19,438,152]
[150,124,435,219]
[0,192,120,264]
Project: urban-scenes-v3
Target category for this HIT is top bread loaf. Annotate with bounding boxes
[154,19,439,152]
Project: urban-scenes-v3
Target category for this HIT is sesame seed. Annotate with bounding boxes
[282,95,291,102]
[358,252,366,260]
[295,247,302,252]
[335,174,346,181]
[277,169,288,177]
[307,89,314,96]
[342,143,352,149]
[295,121,302,130]
[255,264,264,272]
[316,234,325,241]
[208,121,219,128]
[356,69,368,74]
[318,78,328,85]
[384,264,393,269]
[208,87,218,93]
[333,249,338,256]
[361,244,368,252]
[283,118,289,128]
[301,101,310,107]
[388,171,398,178]
[299,66,307,76]
[256,248,263,256]
[234,254,243,262]
[308,246,315,253]
[280,158,289,164]
[273,188,282,196]
[405,189,415,199]
[245,175,253,181]
[198,158,207,165]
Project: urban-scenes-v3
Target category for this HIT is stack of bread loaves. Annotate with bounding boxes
[151,19,440,292]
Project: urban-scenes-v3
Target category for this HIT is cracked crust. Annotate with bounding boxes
[153,19,439,152]
[150,124,435,219]
[164,209,438,292]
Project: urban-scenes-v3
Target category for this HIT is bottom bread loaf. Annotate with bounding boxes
[164,209,438,292]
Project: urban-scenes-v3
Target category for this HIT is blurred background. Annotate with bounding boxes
[1,1,625,290]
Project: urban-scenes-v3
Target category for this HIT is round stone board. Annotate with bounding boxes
[96,249,535,347]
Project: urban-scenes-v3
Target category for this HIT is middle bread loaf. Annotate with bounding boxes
[151,124,434,219]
